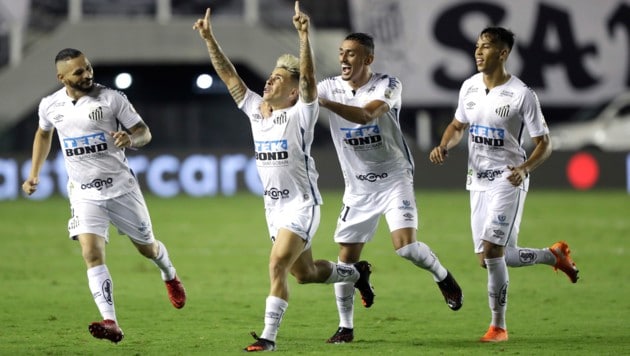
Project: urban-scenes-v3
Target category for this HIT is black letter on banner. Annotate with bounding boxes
[518,4,598,89]
[432,2,505,90]
[607,3,630,86]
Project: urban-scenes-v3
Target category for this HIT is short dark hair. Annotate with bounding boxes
[54,48,83,63]
[480,27,515,51]
[345,32,374,55]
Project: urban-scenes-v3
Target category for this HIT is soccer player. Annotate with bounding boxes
[429,26,579,342]
[22,48,186,343]
[317,32,464,344]
[193,2,374,352]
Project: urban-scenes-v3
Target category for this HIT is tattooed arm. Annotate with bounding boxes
[292,1,316,104]
[193,8,248,104]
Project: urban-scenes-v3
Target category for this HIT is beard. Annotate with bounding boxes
[68,79,94,93]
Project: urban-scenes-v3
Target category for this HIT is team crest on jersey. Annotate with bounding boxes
[495,104,510,118]
[273,111,288,125]
[88,106,103,121]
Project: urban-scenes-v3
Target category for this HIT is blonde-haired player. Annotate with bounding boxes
[194,1,374,352]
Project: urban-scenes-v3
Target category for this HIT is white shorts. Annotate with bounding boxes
[265,205,320,251]
[469,183,526,253]
[67,186,155,245]
[334,178,418,244]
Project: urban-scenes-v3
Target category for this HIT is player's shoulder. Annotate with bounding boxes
[39,87,66,108]
[318,75,342,86]
[92,83,130,100]
[505,75,539,99]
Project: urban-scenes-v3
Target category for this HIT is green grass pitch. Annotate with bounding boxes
[0,190,628,355]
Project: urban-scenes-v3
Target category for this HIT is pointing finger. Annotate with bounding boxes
[295,1,299,15]
[205,8,211,22]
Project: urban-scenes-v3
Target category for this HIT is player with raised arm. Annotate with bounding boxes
[193,2,374,351]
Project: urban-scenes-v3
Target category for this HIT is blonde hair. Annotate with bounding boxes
[275,54,300,81]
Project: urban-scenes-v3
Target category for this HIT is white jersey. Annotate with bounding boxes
[454,73,549,191]
[318,73,413,195]
[38,84,143,200]
[239,89,322,209]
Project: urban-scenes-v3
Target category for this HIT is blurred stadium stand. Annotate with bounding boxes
[0,0,352,152]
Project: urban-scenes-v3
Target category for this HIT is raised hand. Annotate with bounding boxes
[193,8,213,40]
[292,1,309,33]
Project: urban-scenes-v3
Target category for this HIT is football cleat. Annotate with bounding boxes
[479,325,508,342]
[549,241,579,283]
[326,327,354,344]
[353,261,375,308]
[88,319,124,343]
[165,275,186,309]
[436,271,463,311]
[244,332,276,352]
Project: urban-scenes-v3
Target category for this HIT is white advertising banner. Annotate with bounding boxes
[348,0,630,106]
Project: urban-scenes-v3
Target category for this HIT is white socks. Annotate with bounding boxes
[151,240,176,281]
[260,296,288,342]
[87,264,116,322]
[396,242,448,282]
[325,261,360,284]
[485,257,508,329]
[504,246,556,267]
[333,260,356,329]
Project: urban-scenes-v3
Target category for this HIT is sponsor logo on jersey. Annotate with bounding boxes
[499,90,514,98]
[340,125,383,151]
[477,169,504,181]
[469,124,505,147]
[264,187,290,200]
[81,177,114,190]
[403,212,415,221]
[465,87,479,95]
[495,104,510,118]
[254,139,289,166]
[356,172,388,182]
[62,132,108,157]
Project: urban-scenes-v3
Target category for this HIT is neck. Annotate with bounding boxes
[65,87,89,101]
[349,70,372,91]
[482,68,510,90]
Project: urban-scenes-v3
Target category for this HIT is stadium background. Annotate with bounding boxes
[0,0,629,200]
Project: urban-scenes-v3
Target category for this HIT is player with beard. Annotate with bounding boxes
[317,32,464,344]
[22,48,186,343]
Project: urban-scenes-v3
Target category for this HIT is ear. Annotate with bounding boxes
[364,53,374,66]
[56,72,64,83]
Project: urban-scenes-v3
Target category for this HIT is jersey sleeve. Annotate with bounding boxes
[296,98,319,129]
[317,80,330,101]
[454,80,471,124]
[374,75,402,109]
[238,89,264,121]
[37,97,54,131]
[111,90,143,129]
[520,87,549,138]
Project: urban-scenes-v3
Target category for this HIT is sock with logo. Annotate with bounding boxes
[87,264,116,322]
